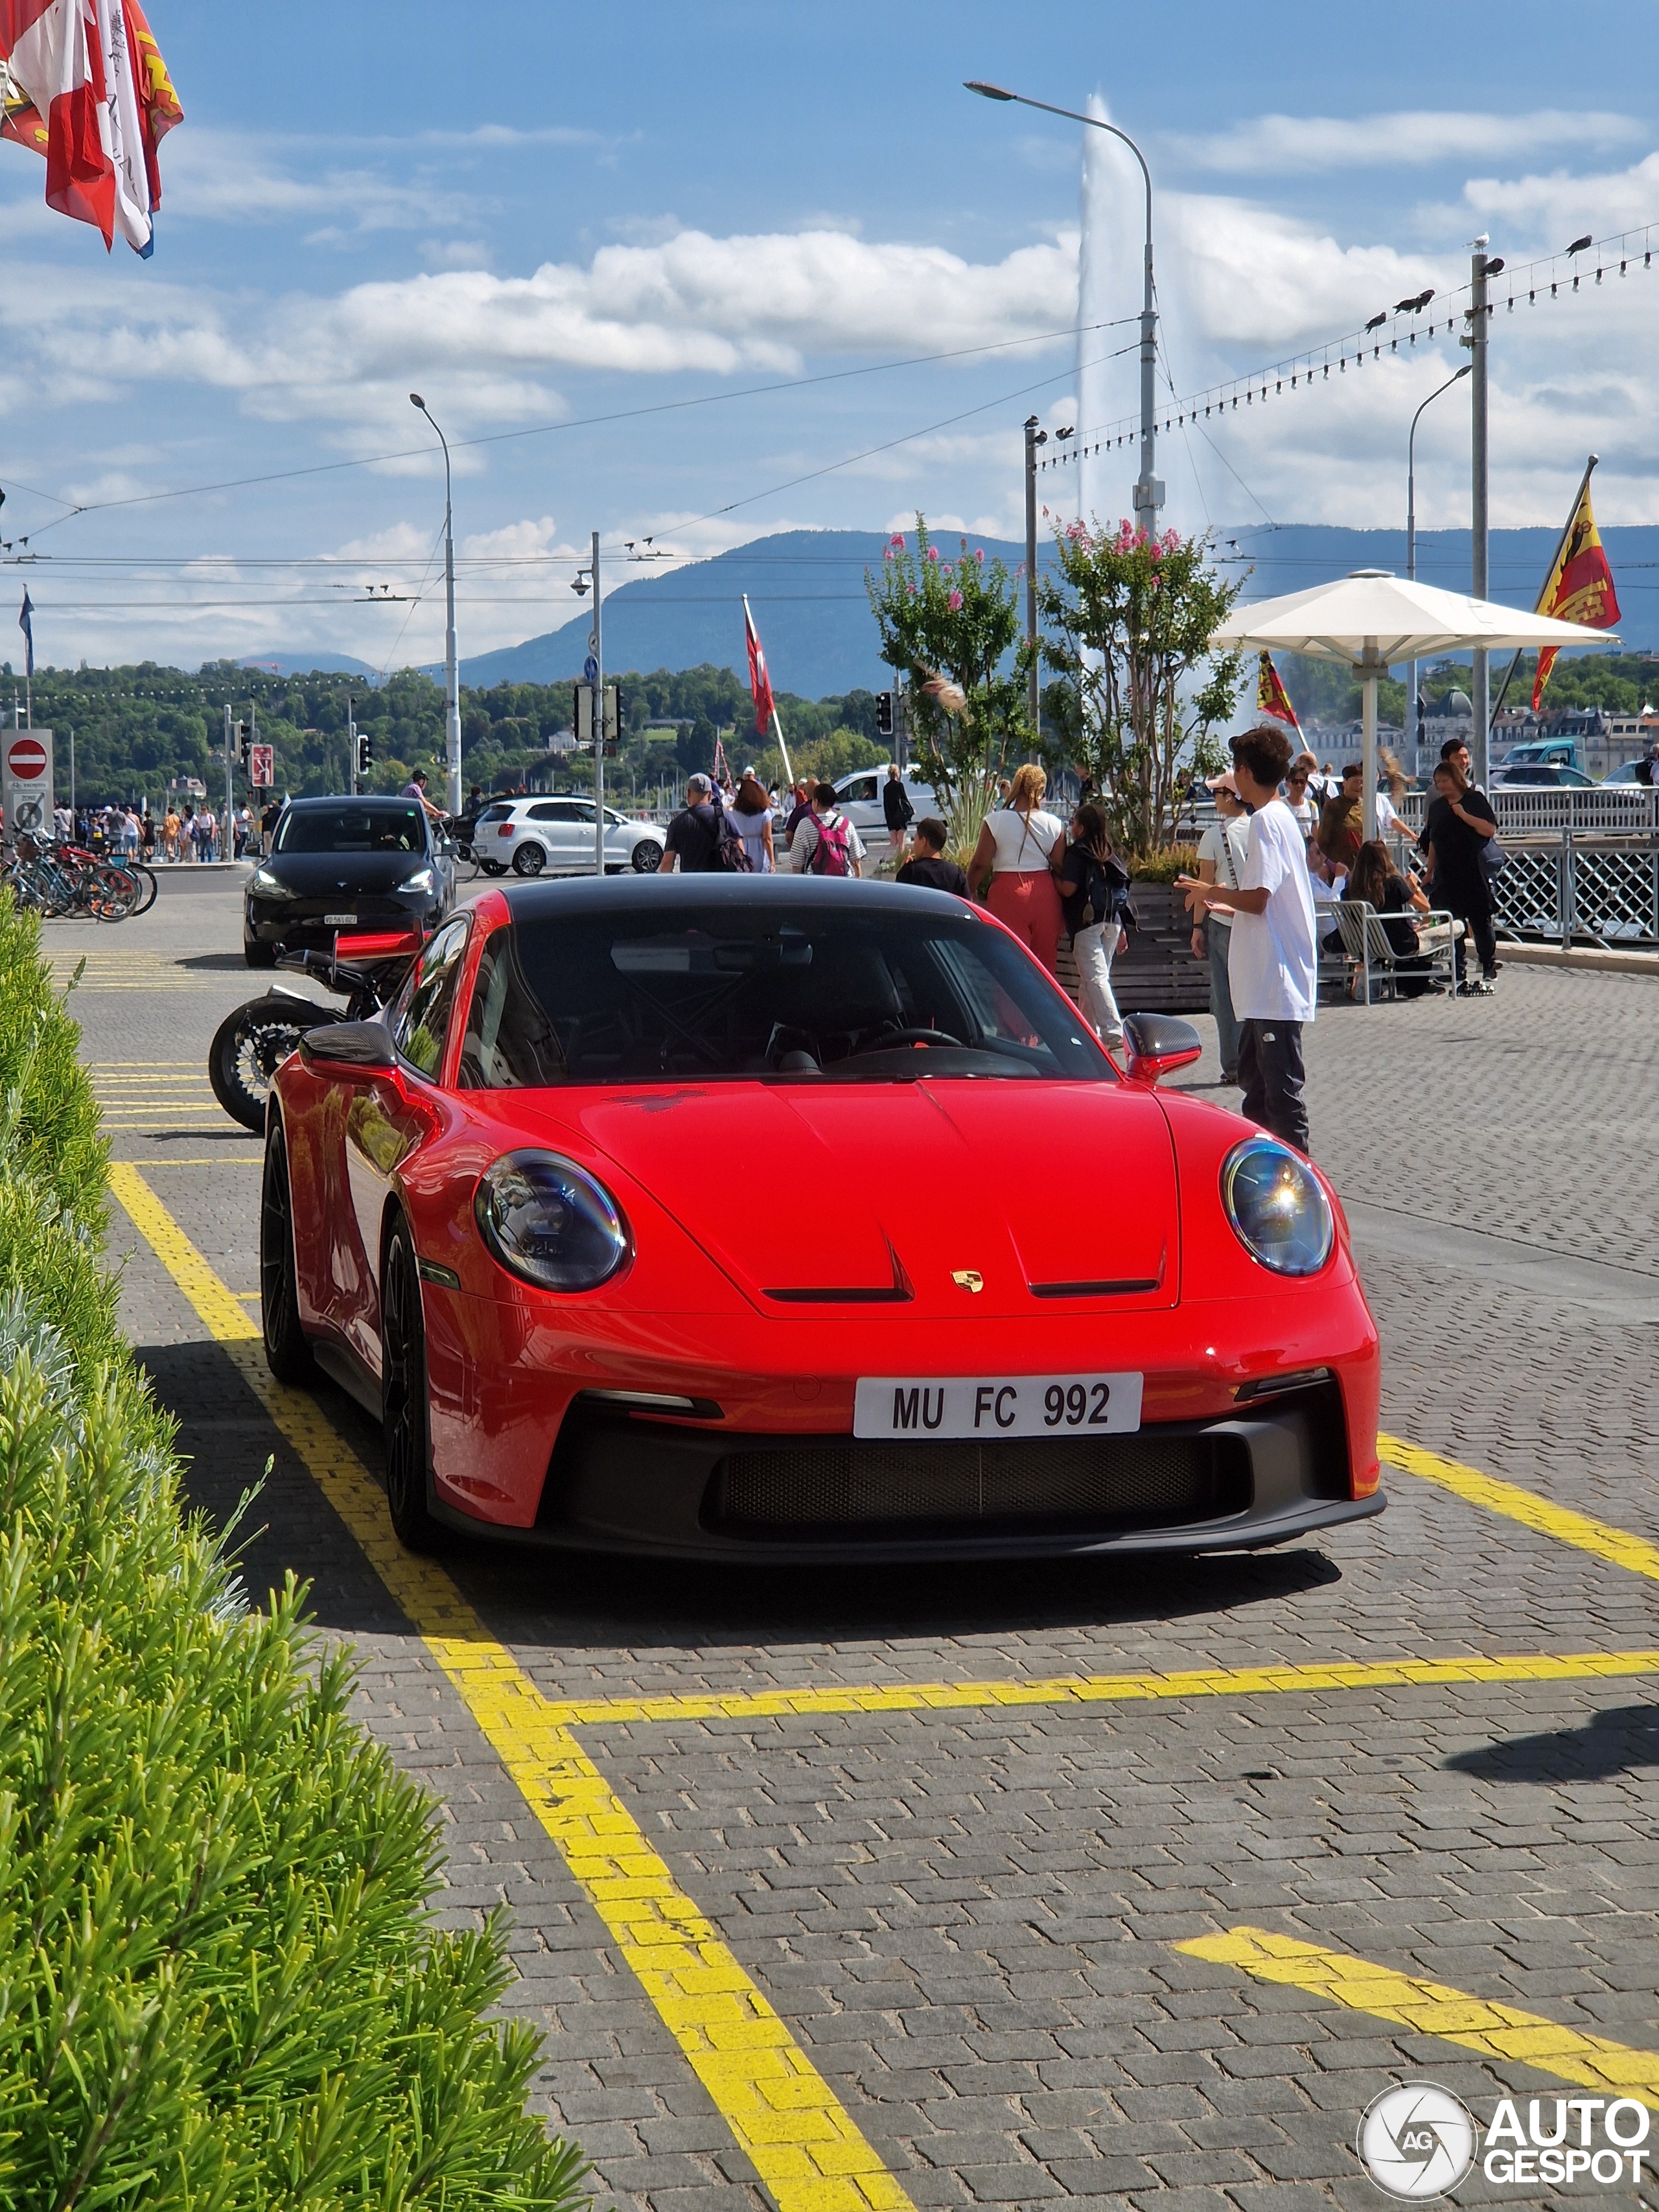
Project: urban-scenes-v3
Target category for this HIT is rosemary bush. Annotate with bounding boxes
[0,894,588,2212]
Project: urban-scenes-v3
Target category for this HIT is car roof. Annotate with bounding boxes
[491,874,975,922]
[283,793,421,809]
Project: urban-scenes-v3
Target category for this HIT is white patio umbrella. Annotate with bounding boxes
[1211,570,1621,837]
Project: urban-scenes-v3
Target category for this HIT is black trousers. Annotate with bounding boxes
[1237,1018,1309,1154]
[1448,903,1497,983]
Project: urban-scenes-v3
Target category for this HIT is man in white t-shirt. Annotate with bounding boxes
[1178,723,1317,1152]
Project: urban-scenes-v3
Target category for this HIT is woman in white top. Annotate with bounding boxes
[1192,773,1251,1084]
[966,762,1066,975]
[725,771,776,872]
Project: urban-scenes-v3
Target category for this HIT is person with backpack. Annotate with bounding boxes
[1056,802,1131,1053]
[658,773,727,872]
[792,782,865,878]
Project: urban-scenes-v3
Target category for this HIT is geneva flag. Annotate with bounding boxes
[1257,651,1301,736]
[0,0,181,250]
[1533,477,1621,711]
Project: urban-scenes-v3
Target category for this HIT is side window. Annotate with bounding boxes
[391,918,469,1080]
[457,927,565,1089]
[527,802,561,822]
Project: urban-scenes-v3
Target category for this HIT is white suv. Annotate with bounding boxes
[474,796,664,876]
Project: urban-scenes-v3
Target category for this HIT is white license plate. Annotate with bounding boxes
[853,1373,1143,1441]
[323,913,358,925]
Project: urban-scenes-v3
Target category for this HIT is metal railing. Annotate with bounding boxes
[1389,789,1659,948]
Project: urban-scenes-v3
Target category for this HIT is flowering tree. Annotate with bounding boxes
[864,518,1032,836]
[1037,519,1244,855]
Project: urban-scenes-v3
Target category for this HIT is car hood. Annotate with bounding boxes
[255,852,430,894]
[570,1080,1179,1315]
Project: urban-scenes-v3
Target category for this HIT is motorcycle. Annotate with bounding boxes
[209,927,422,1134]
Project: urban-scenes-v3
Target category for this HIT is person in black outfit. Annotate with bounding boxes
[881,763,914,853]
[1419,760,1498,992]
[658,773,725,872]
[894,817,968,895]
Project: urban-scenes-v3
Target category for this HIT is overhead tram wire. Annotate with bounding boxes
[0,316,1140,547]
[593,340,1141,559]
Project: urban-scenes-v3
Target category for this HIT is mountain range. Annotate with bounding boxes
[252,522,1659,697]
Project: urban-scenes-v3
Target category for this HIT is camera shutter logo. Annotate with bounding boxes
[1358,2082,1478,2200]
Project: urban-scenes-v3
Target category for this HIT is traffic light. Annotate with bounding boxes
[233,719,250,766]
[356,730,373,778]
[876,690,894,739]
[603,684,620,759]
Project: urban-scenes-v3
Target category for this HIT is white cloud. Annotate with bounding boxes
[1170,109,1645,176]
[161,128,476,239]
[1456,148,1659,251]
[0,224,1082,447]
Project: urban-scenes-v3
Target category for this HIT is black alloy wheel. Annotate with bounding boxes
[510,841,545,877]
[260,1120,317,1384]
[381,1222,443,1552]
[631,839,664,873]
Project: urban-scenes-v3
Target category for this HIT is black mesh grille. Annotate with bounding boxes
[708,1433,1241,1535]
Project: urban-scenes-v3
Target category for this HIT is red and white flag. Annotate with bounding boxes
[743,594,776,735]
[0,0,180,250]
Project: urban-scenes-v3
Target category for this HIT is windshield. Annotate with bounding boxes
[275,804,426,854]
[458,904,1114,1088]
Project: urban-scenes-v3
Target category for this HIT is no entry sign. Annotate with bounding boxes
[2,727,54,837]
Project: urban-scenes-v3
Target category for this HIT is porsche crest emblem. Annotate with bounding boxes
[951,1269,984,1294]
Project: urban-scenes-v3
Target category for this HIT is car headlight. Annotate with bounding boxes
[474,1151,631,1291]
[1221,1138,1334,1276]
[250,866,297,899]
[395,865,436,894]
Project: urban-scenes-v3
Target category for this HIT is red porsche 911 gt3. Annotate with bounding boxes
[261,876,1384,1560]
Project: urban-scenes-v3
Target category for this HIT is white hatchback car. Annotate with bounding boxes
[474,796,665,876]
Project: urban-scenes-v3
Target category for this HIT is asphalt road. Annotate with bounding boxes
[54,872,1659,2212]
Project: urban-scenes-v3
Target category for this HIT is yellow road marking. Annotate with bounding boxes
[530,1648,1659,1728]
[114,1158,262,1165]
[1381,1432,1659,1583]
[1176,1927,1659,2106]
[107,1163,916,2212]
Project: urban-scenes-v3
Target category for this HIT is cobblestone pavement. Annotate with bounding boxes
[60,882,1659,2212]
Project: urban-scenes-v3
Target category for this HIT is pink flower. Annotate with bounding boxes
[1148,544,1161,565]
[974,547,985,565]
[947,588,963,611]
[907,584,918,597]
[1161,527,1181,553]
[890,532,905,549]
[926,545,939,562]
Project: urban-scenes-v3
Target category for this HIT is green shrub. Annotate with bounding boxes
[0,892,589,2211]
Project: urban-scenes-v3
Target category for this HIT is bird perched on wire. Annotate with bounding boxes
[918,668,969,720]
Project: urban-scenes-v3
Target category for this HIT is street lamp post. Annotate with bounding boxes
[410,393,462,816]
[968,81,1162,529]
[1406,363,1472,769]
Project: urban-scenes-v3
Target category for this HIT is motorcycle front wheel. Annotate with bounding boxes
[210,995,340,1134]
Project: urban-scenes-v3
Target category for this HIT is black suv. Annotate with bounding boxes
[244,795,457,966]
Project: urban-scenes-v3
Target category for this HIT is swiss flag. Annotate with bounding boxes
[743,596,776,735]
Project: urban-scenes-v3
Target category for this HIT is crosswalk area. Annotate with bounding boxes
[91,1064,234,1132]
[49,948,226,994]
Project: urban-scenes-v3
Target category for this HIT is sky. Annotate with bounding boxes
[2,0,1656,675]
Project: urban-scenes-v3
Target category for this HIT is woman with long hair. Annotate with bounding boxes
[725,769,776,872]
[1057,800,1130,1049]
[966,762,1065,974]
[1343,836,1434,994]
